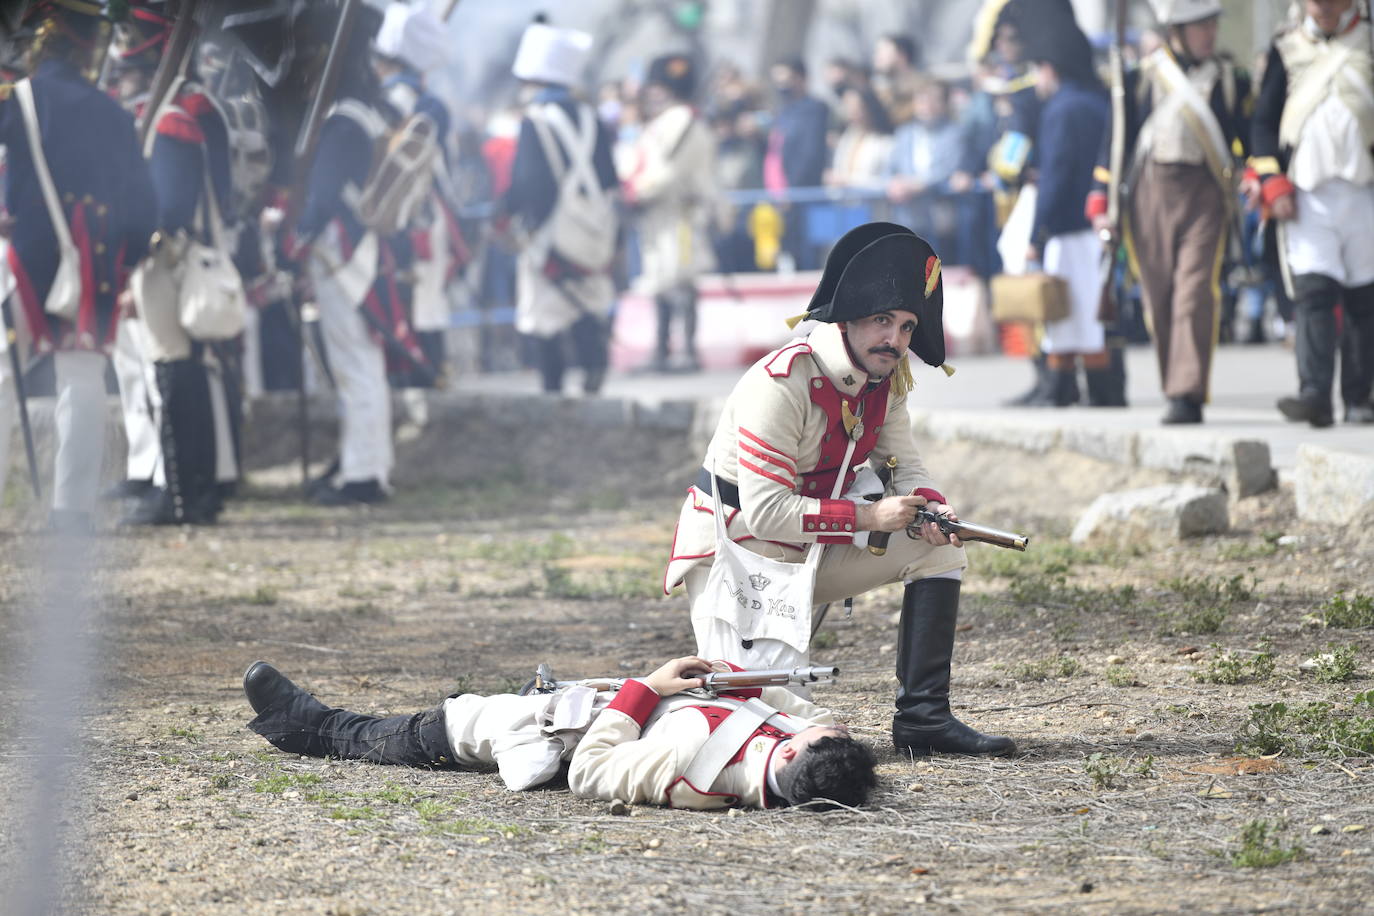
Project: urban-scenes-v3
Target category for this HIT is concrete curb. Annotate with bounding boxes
[910,409,1276,498]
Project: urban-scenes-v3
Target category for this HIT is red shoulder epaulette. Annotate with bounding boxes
[764,342,812,378]
[157,109,205,144]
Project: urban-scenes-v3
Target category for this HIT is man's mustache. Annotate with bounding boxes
[868,346,901,359]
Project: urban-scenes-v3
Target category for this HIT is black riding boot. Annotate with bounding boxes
[893,579,1016,756]
[1004,354,1050,406]
[244,662,454,767]
[1279,274,1339,427]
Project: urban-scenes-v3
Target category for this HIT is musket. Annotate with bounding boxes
[2,295,41,500]
[1096,0,1128,324]
[137,0,201,147]
[908,507,1029,552]
[519,664,839,696]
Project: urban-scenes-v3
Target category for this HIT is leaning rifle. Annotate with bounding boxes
[137,0,202,147]
[519,664,839,696]
[1,294,40,499]
[1096,0,1128,323]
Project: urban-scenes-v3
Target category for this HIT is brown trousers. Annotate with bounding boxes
[1129,161,1227,401]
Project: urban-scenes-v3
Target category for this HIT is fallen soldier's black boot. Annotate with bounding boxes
[892,579,1016,757]
[243,661,454,767]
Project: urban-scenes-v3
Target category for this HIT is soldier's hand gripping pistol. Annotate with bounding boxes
[865,458,1030,554]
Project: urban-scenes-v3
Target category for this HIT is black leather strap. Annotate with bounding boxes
[695,467,740,509]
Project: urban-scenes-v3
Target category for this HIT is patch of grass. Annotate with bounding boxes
[238,586,279,606]
[1160,573,1257,636]
[1310,644,1359,684]
[541,564,659,601]
[374,784,421,806]
[1134,755,1156,778]
[1084,753,1123,790]
[1105,665,1135,687]
[1195,639,1275,685]
[1007,572,1138,617]
[253,770,324,794]
[208,773,234,790]
[159,755,183,765]
[1011,654,1082,682]
[167,726,202,743]
[470,532,579,565]
[326,805,377,821]
[811,630,837,650]
[1230,819,1302,868]
[1321,592,1374,629]
[1217,534,1282,562]
[1235,693,1374,759]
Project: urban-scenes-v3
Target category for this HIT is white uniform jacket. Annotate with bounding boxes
[623,103,718,296]
[567,679,835,810]
[664,321,945,592]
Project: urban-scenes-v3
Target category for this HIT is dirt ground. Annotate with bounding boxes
[2,434,1373,915]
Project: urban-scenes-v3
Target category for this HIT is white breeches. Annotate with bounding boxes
[1282,179,1374,288]
[309,260,393,486]
[112,315,161,483]
[52,350,109,514]
[1041,229,1106,354]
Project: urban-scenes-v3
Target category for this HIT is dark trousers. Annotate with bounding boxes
[1293,273,1374,409]
[535,314,608,394]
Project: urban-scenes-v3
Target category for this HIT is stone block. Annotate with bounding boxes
[1295,444,1374,525]
[632,399,696,432]
[1071,484,1229,546]
[1136,433,1274,497]
[1058,425,1138,465]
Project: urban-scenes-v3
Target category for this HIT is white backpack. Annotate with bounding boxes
[528,102,617,273]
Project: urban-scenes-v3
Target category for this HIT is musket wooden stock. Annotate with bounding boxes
[137,0,201,147]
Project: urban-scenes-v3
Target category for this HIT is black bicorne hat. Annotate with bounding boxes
[800,222,947,371]
[646,52,695,100]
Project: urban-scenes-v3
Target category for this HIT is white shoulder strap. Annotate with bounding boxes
[679,697,800,794]
[329,98,389,141]
[540,102,604,199]
[14,79,76,256]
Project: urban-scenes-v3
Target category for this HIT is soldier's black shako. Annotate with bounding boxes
[802,222,945,369]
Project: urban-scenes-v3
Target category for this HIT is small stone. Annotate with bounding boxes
[1277,535,1301,547]
[907,783,925,793]
[1343,825,1367,834]
[727,807,742,818]
[1136,733,1155,742]
[1079,881,1094,894]
[647,838,662,849]
[445,848,457,856]
[125,792,138,801]
[910,867,929,876]
[1105,655,1126,666]
[1176,646,1201,656]
[642,849,659,858]
[879,644,894,654]
[1123,726,1137,735]
[1311,826,1332,836]
[609,799,630,816]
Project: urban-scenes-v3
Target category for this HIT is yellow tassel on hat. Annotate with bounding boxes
[941,364,956,377]
[784,312,810,330]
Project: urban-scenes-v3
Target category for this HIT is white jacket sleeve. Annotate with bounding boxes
[566,680,689,805]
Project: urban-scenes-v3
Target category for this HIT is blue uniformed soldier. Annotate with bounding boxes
[118,0,237,525]
[0,0,156,530]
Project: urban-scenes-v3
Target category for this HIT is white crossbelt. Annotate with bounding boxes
[679,697,801,794]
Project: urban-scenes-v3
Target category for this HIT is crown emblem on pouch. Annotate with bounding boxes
[749,573,772,591]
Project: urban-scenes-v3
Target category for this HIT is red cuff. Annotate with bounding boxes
[607,679,660,728]
[915,487,947,506]
[803,498,857,545]
[1084,191,1107,222]
[1261,175,1295,207]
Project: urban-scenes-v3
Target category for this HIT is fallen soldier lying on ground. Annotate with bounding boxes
[243,656,878,810]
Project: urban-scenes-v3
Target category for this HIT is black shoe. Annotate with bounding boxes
[1345,404,1374,424]
[1161,397,1203,425]
[893,579,1016,757]
[311,479,388,506]
[244,661,453,767]
[1027,369,1080,408]
[1277,394,1334,428]
[120,488,176,526]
